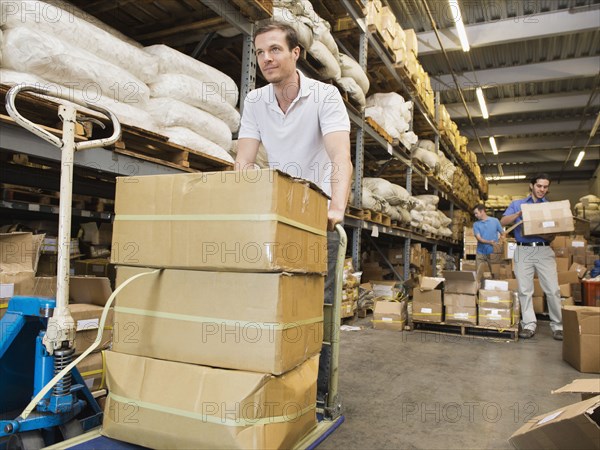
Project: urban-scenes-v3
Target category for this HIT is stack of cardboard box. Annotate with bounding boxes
[444,271,479,326]
[412,276,444,323]
[105,169,327,449]
[479,279,517,328]
[341,258,360,318]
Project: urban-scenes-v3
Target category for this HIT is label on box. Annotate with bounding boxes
[371,226,379,237]
[421,307,432,314]
[542,221,556,228]
[382,317,393,322]
[77,319,99,331]
[0,283,14,299]
[487,296,500,302]
[537,410,563,425]
[455,313,468,319]
[571,241,585,247]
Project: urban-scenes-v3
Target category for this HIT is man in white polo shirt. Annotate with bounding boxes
[236,21,352,409]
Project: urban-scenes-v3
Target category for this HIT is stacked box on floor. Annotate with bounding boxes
[412,277,444,323]
[443,271,479,325]
[478,279,515,328]
[106,169,327,448]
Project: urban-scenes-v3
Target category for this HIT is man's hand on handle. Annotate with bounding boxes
[328,208,345,231]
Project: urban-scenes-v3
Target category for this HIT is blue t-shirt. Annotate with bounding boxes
[503,195,549,243]
[473,217,503,255]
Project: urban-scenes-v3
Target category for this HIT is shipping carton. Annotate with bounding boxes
[562,306,600,373]
[558,271,580,285]
[555,257,570,273]
[562,297,575,307]
[478,290,513,309]
[0,232,38,304]
[70,304,113,356]
[444,293,476,308]
[533,296,545,314]
[560,284,572,298]
[569,262,588,279]
[113,267,323,375]
[509,395,600,449]
[445,305,477,325]
[103,352,319,450]
[520,200,574,235]
[478,307,512,328]
[373,300,406,331]
[483,279,509,291]
[76,351,105,391]
[111,170,328,273]
[443,271,479,295]
[503,239,517,260]
[412,301,443,323]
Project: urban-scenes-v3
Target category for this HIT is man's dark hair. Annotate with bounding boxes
[530,173,551,185]
[254,21,300,51]
[474,204,486,212]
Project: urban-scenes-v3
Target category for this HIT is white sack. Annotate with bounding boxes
[148,74,240,132]
[336,77,365,108]
[313,20,339,57]
[162,127,233,163]
[339,53,369,95]
[308,41,341,81]
[273,7,313,49]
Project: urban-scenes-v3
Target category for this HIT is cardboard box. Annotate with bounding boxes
[373,300,406,331]
[478,290,513,309]
[533,296,545,314]
[569,262,588,279]
[405,28,418,56]
[558,271,581,285]
[1,232,38,303]
[386,248,404,263]
[562,297,575,307]
[73,259,116,286]
[76,351,106,391]
[509,395,600,449]
[478,307,512,328]
[444,293,476,308]
[69,276,112,306]
[586,254,598,265]
[503,239,517,260]
[483,279,509,291]
[445,305,477,325]
[103,352,319,450]
[556,257,570,273]
[520,200,574,235]
[412,301,443,323]
[460,260,477,272]
[562,306,600,373]
[560,284,572,298]
[490,263,511,279]
[70,303,113,356]
[113,267,323,375]
[371,280,398,298]
[551,236,568,249]
[111,170,328,273]
[443,271,479,295]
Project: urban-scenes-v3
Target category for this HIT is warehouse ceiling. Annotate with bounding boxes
[66,0,600,184]
[388,0,600,184]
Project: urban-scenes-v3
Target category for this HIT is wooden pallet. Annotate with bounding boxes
[345,205,363,219]
[229,0,272,21]
[380,213,392,227]
[365,117,393,144]
[1,183,114,212]
[413,320,518,341]
[367,25,396,63]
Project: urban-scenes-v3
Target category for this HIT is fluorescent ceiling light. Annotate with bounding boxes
[476,87,489,119]
[591,112,600,138]
[448,0,470,52]
[489,136,498,155]
[485,175,527,181]
[574,151,585,167]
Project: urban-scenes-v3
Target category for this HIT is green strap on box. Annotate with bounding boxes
[108,393,315,426]
[114,306,322,330]
[114,213,326,237]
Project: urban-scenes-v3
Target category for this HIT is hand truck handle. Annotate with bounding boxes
[5,83,122,150]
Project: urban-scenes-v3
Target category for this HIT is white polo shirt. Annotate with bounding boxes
[238,70,350,197]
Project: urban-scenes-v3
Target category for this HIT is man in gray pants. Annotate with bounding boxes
[501,173,563,340]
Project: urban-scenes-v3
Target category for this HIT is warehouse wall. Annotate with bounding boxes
[488,179,589,207]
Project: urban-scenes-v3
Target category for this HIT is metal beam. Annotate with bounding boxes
[417,7,600,55]
[432,57,600,92]
[445,91,595,119]
[469,135,600,153]
[477,148,599,165]
[462,118,597,138]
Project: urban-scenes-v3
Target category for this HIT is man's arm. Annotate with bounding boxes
[324,130,352,231]
[234,138,260,170]
[500,202,521,226]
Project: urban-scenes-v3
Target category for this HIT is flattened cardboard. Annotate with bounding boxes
[373,300,406,331]
[563,306,600,373]
[552,379,600,400]
[111,170,328,273]
[509,395,600,450]
[113,267,324,375]
[102,352,319,450]
[418,276,444,291]
[521,200,574,235]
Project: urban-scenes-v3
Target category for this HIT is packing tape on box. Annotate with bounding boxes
[79,350,107,390]
[372,319,405,324]
[107,393,316,426]
[114,306,322,330]
[114,214,327,237]
[0,302,7,309]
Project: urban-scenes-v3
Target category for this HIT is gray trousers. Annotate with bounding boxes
[514,246,562,332]
[476,253,493,274]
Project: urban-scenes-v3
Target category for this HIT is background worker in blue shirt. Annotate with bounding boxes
[473,204,504,273]
[501,173,563,341]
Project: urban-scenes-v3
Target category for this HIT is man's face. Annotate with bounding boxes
[530,178,550,200]
[254,29,299,85]
[473,208,483,220]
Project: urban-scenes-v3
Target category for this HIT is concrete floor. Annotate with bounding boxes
[320,317,598,450]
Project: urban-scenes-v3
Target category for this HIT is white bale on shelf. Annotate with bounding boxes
[413,147,439,170]
[273,7,313,50]
[144,44,238,107]
[2,0,158,83]
[336,76,366,108]
[148,74,240,132]
[414,194,439,206]
[339,53,370,95]
[417,139,436,152]
[308,40,341,81]
[2,27,150,106]
[313,19,339,58]
[145,98,232,151]
[161,126,234,163]
[362,178,409,206]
